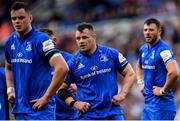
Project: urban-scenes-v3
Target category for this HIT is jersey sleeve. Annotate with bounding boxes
[37,34,60,61]
[4,38,11,64]
[116,52,128,73]
[108,47,128,73]
[160,49,175,65]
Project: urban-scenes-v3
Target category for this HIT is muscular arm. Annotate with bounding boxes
[163,60,179,92]
[136,63,144,92]
[153,60,180,96]
[5,62,14,88]
[44,55,69,100]
[136,63,143,81]
[5,62,15,103]
[120,64,136,95]
[31,54,69,109]
[112,64,136,105]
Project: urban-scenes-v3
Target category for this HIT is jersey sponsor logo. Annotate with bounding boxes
[26,42,32,51]
[90,65,98,71]
[100,54,109,62]
[118,53,126,63]
[160,50,172,62]
[11,43,15,50]
[142,65,155,69]
[77,63,85,70]
[17,52,23,57]
[11,58,32,64]
[145,60,148,64]
[80,68,111,79]
[42,39,55,52]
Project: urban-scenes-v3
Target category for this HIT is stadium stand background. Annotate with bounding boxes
[0,0,180,119]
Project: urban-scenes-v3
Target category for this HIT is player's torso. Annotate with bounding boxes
[72,46,119,103]
[74,50,116,85]
[142,48,166,87]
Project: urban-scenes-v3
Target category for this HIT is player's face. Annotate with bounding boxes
[11,8,32,35]
[143,23,160,45]
[75,29,96,55]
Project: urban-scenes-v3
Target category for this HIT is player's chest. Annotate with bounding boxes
[74,55,114,79]
[10,41,34,59]
[141,50,160,68]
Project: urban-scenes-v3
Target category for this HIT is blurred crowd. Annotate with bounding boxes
[0,0,180,120]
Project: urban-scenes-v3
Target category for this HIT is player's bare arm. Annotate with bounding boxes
[136,63,144,92]
[31,55,68,110]
[153,60,180,96]
[5,62,15,103]
[112,64,136,105]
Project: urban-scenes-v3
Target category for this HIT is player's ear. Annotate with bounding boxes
[29,14,33,23]
[92,32,96,39]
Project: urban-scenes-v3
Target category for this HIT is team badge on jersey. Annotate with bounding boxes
[160,50,172,62]
[26,42,32,51]
[42,39,55,52]
[150,50,155,59]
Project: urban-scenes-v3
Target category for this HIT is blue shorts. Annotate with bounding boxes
[141,107,176,120]
[79,114,124,120]
[15,109,55,120]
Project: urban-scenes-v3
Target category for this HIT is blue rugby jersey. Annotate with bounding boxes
[0,67,9,119]
[54,51,79,120]
[5,28,60,114]
[138,39,176,111]
[65,45,128,118]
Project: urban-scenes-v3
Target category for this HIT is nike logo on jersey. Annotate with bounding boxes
[77,63,85,69]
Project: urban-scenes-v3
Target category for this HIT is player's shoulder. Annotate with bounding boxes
[73,50,82,60]
[98,44,119,54]
[60,51,73,61]
[158,39,171,50]
[33,29,49,41]
[60,51,73,57]
[139,43,148,51]
[5,32,17,44]
[0,67,5,76]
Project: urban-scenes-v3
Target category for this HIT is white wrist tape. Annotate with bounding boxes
[137,79,144,85]
[7,87,15,94]
[160,88,167,95]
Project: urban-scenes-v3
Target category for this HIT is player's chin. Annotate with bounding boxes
[15,28,23,33]
[145,39,152,43]
[80,48,87,52]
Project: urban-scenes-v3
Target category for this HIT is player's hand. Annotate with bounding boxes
[30,96,49,110]
[153,86,163,96]
[68,84,77,93]
[73,101,90,113]
[112,92,126,105]
[8,92,15,103]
